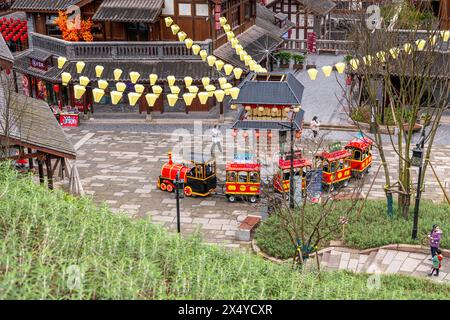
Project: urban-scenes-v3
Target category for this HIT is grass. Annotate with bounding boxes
[0,163,449,299]
[255,200,449,260]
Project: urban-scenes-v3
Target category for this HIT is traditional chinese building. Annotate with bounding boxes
[9,0,292,114]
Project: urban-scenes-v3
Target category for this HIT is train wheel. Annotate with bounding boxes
[160,183,167,191]
[228,195,236,203]
[184,186,193,197]
[166,184,174,192]
[249,196,258,203]
[157,180,161,189]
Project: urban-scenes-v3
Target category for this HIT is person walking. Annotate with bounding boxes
[210,124,223,157]
[428,224,443,258]
[310,116,320,139]
[428,249,443,277]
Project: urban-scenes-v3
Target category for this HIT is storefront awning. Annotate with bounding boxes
[92,0,164,23]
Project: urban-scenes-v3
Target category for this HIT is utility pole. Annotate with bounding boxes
[412,128,426,240]
[175,172,182,233]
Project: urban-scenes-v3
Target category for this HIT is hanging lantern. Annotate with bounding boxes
[214,89,225,102]
[111,91,123,105]
[74,85,86,99]
[233,68,243,79]
[429,35,437,46]
[188,85,199,94]
[245,105,251,111]
[389,48,399,59]
[192,44,201,55]
[267,130,272,138]
[152,85,163,95]
[411,147,423,167]
[376,51,386,62]
[230,38,239,48]
[95,65,104,78]
[218,77,227,87]
[198,92,209,104]
[441,30,450,42]
[170,85,181,95]
[335,62,346,74]
[167,75,176,86]
[167,93,178,107]
[243,131,249,138]
[185,38,194,49]
[53,84,60,93]
[223,63,234,75]
[215,59,224,71]
[57,56,67,69]
[79,76,90,86]
[248,60,257,71]
[199,50,208,61]
[295,130,302,140]
[349,58,359,70]
[130,71,140,84]
[134,84,145,94]
[76,61,85,74]
[205,84,216,97]
[114,68,123,81]
[145,93,158,107]
[230,104,237,110]
[61,72,72,86]
[293,105,301,113]
[229,87,240,100]
[92,88,105,103]
[258,68,268,74]
[164,17,173,27]
[116,82,126,92]
[243,55,252,66]
[226,31,235,41]
[258,106,264,112]
[183,76,193,87]
[170,24,180,35]
[201,77,210,87]
[363,55,373,65]
[177,31,187,42]
[223,24,231,33]
[403,43,412,54]
[98,79,108,90]
[307,68,318,80]
[128,92,141,106]
[219,17,227,26]
[222,83,232,95]
[182,93,195,106]
[235,46,243,56]
[206,55,217,67]
[255,130,260,138]
[149,73,158,85]
[415,39,426,51]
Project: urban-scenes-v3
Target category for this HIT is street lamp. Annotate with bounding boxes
[174,172,185,234]
[411,127,426,240]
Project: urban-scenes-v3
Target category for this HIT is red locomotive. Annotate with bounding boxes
[273,151,312,195]
[345,137,373,178]
[158,152,217,197]
[225,162,261,203]
[314,148,352,190]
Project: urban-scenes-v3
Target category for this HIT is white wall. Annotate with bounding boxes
[162,0,175,15]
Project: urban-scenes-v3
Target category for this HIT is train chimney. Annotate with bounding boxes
[168,152,173,165]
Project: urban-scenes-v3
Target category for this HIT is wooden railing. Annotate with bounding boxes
[31,33,212,60]
[281,39,353,54]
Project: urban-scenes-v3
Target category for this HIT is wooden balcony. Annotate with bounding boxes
[281,39,353,54]
[30,33,212,61]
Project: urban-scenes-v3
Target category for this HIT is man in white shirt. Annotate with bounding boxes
[210,124,223,157]
[310,116,320,138]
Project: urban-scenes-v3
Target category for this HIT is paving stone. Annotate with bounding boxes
[348,259,359,272]
[199,200,216,206]
[386,260,403,274]
[399,258,422,272]
[393,251,410,262]
[381,250,397,265]
[408,253,428,260]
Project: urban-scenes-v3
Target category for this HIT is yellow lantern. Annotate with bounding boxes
[230,104,237,110]
[57,56,67,69]
[363,55,373,65]
[258,106,265,112]
[415,39,426,51]
[128,92,141,106]
[259,68,268,74]
[376,51,386,62]
[171,24,180,35]
[192,44,201,55]
[116,82,126,92]
[184,76,193,87]
[114,68,122,81]
[182,93,195,106]
[177,31,187,42]
[403,43,412,54]
[206,55,217,67]
[248,60,256,71]
[145,93,158,107]
[441,30,450,42]
[167,93,178,107]
[233,68,243,79]
[76,61,85,74]
[226,31,235,41]
[239,51,247,61]
[205,84,216,97]
[130,71,140,84]
[214,90,225,102]
[164,17,173,27]
[199,50,208,61]
[97,79,108,90]
[78,76,90,87]
[218,77,227,86]
[349,58,359,70]
[110,91,123,105]
[429,35,437,46]
[134,84,145,94]
[170,85,181,95]
[223,24,231,33]
[335,62,346,74]
[149,73,158,85]
[201,77,210,87]
[198,92,209,104]
[230,38,239,48]
[245,106,251,112]
[215,59,224,71]
[307,68,318,80]
[229,87,240,100]
[244,55,252,66]
[188,85,199,94]
[235,47,243,56]
[322,65,333,77]
[293,105,301,113]
[389,48,399,59]
[167,75,176,86]
[219,17,227,26]
[93,65,103,78]
[92,88,104,103]
[222,83,232,94]
[74,85,86,99]
[61,72,72,86]
[152,85,163,95]
[224,64,234,76]
[185,38,194,49]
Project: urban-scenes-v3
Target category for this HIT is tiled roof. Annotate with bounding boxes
[0,93,76,159]
[0,35,13,62]
[92,0,164,23]
[268,0,336,15]
[11,0,84,11]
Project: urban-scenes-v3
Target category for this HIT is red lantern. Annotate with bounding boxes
[5,68,10,75]
[243,131,249,139]
[295,130,302,140]
[267,130,272,139]
[231,129,237,137]
[255,130,260,138]
[53,84,60,93]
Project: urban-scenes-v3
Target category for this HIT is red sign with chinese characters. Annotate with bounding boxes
[30,58,47,71]
[59,114,79,127]
[307,32,317,54]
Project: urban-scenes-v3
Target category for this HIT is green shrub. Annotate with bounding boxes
[292,53,305,65]
[274,51,292,64]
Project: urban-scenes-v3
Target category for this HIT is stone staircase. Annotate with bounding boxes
[305,247,450,284]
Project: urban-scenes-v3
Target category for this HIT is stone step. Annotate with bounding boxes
[360,251,378,273]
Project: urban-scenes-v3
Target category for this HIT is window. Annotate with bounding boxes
[249,171,259,183]
[196,165,203,179]
[205,163,214,177]
[230,6,240,28]
[353,150,361,160]
[178,3,192,16]
[245,1,251,19]
[227,171,237,182]
[238,171,248,183]
[126,23,148,41]
[46,15,61,36]
[195,4,208,16]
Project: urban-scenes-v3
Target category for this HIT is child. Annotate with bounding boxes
[428,249,443,277]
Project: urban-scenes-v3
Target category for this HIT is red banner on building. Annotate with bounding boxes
[59,114,79,127]
[307,32,317,54]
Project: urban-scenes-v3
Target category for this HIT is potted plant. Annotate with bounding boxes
[292,53,305,70]
[274,51,292,68]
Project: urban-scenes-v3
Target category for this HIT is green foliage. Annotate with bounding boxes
[255,200,449,260]
[350,105,414,126]
[381,2,437,29]
[292,53,305,65]
[1,163,448,299]
[344,55,353,63]
[274,51,292,64]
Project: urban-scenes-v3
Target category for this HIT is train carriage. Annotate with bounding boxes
[158,152,217,197]
[314,149,352,190]
[273,151,312,195]
[345,138,373,178]
[225,162,261,203]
